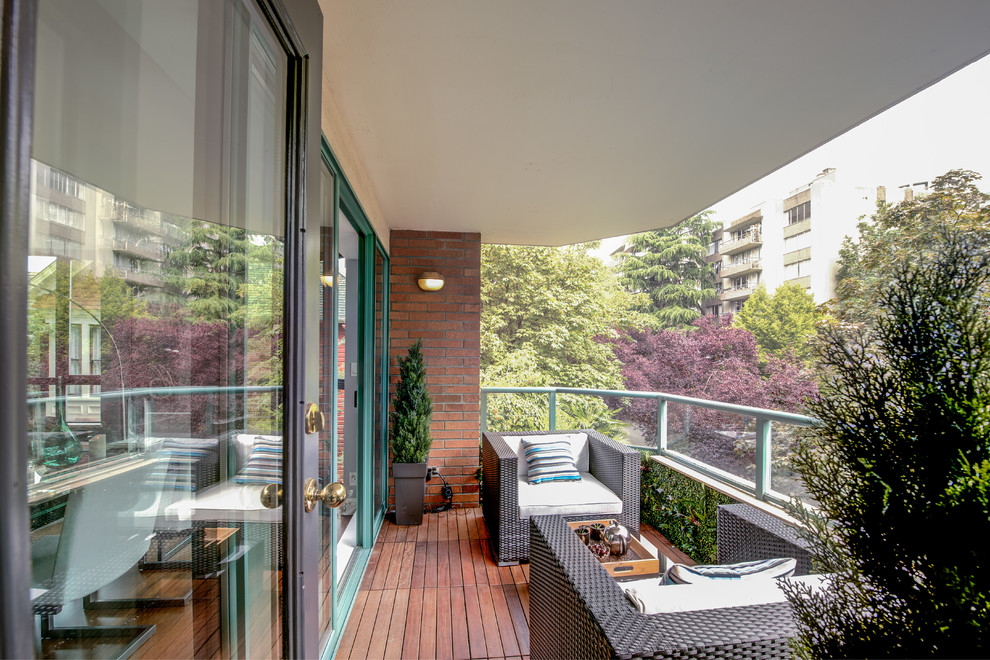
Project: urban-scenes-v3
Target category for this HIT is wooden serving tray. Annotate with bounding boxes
[568,519,661,578]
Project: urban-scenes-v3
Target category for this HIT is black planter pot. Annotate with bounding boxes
[393,462,427,525]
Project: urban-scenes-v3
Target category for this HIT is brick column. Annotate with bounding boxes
[389,230,482,509]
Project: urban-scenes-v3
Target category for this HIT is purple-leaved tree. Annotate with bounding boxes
[612,315,817,472]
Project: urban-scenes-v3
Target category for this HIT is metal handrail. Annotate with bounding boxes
[480,385,816,506]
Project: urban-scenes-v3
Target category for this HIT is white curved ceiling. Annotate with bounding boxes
[320,1,990,246]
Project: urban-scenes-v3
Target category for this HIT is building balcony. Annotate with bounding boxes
[721,258,762,279]
[120,268,162,287]
[720,285,754,302]
[112,238,163,261]
[720,230,763,255]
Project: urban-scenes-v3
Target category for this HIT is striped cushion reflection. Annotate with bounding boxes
[234,436,283,484]
[664,557,797,585]
[522,437,581,485]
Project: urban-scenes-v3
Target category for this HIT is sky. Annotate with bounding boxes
[595,52,990,259]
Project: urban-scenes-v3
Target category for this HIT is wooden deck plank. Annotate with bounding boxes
[334,589,367,659]
[490,581,522,657]
[365,589,396,659]
[437,534,451,588]
[503,584,530,656]
[435,583,453,660]
[471,539,488,585]
[383,588,409,660]
[482,537,501,585]
[448,539,463,588]
[395,541,416,589]
[426,536,439,589]
[401,587,424,660]
[410,540,428,589]
[370,540,394,591]
[515,582,530,624]
[477,585,505,659]
[510,564,526,585]
[462,584,488,659]
[418,587,438,659]
[459,539,475,586]
[348,589,383,659]
[449,586,470,660]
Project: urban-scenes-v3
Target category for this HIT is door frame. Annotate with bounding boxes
[0,1,40,657]
[319,136,389,659]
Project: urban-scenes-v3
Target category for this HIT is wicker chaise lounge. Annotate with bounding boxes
[529,508,814,659]
[482,429,640,564]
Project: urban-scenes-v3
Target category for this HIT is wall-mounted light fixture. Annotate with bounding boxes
[321,258,333,287]
[417,271,444,291]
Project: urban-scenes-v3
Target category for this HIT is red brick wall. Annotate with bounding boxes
[389,230,482,509]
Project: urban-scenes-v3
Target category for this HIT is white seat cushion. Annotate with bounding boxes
[517,471,621,519]
[622,573,828,614]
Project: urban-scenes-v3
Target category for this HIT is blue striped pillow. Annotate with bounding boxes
[150,438,215,492]
[663,557,796,585]
[521,437,581,485]
[234,436,283,484]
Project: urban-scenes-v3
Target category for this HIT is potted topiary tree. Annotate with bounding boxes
[390,338,433,525]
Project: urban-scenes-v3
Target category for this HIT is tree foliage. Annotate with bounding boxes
[617,212,718,328]
[163,221,250,325]
[835,169,990,323]
[734,282,819,362]
[390,339,434,464]
[613,316,817,471]
[785,229,990,658]
[481,243,637,432]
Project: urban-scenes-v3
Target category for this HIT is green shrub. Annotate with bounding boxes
[640,453,734,563]
[786,229,990,657]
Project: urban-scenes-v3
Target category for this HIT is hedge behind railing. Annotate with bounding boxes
[640,452,735,564]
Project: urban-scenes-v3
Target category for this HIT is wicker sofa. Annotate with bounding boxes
[529,506,814,659]
[482,429,641,565]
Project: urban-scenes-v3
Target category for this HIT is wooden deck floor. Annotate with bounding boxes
[335,508,530,660]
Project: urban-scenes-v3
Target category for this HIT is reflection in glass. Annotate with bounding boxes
[336,214,360,591]
[318,167,335,643]
[27,0,287,657]
[374,250,385,517]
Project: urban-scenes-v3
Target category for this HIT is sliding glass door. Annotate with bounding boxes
[10,0,320,657]
[313,144,391,658]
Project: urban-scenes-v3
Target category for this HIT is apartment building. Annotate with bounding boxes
[708,168,894,315]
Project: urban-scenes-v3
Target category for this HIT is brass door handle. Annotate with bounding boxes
[305,403,325,435]
[304,478,347,513]
[260,483,283,509]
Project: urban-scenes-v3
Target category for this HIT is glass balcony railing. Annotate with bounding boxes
[481,386,816,509]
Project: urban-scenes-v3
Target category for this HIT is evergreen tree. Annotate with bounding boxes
[618,212,718,328]
[390,339,433,464]
[784,229,990,657]
[162,221,250,325]
[734,282,819,362]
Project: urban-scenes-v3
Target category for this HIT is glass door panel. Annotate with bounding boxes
[317,167,335,647]
[374,249,386,521]
[27,1,288,657]
[335,212,362,594]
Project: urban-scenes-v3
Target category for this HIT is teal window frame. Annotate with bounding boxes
[320,135,389,659]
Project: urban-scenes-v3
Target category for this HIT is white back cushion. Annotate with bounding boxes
[502,433,589,477]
